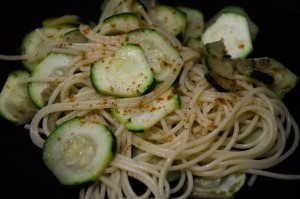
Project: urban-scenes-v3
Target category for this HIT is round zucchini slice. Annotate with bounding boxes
[42,117,117,186]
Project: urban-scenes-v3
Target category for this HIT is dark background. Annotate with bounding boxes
[0,0,299,198]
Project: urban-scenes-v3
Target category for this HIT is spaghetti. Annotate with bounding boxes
[0,0,299,198]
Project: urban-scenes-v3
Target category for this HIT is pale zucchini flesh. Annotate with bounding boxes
[111,87,180,131]
[28,52,75,108]
[21,25,77,71]
[177,6,204,42]
[202,12,253,59]
[43,117,116,186]
[255,57,299,98]
[91,43,155,97]
[127,28,182,82]
[0,70,37,125]
[100,12,142,35]
[148,5,187,38]
[189,173,246,198]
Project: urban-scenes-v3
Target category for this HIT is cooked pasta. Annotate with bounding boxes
[0,0,299,199]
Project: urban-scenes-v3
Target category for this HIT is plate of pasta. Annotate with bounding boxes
[0,0,300,198]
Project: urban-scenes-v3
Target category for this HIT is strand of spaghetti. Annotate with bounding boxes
[153,26,182,50]
[171,127,231,171]
[0,54,29,61]
[191,106,277,169]
[97,0,133,28]
[179,61,197,96]
[223,121,240,151]
[99,175,123,198]
[235,114,260,143]
[111,155,162,199]
[218,125,285,168]
[173,168,194,199]
[80,24,127,46]
[180,47,201,62]
[170,169,186,194]
[136,3,153,25]
[246,169,300,180]
[113,154,160,178]
[16,76,65,83]
[158,113,192,197]
[182,87,271,151]
[59,75,92,102]
[120,170,138,198]
[34,28,73,42]
[185,112,276,177]
[142,120,184,140]
[132,135,173,158]
[81,182,98,199]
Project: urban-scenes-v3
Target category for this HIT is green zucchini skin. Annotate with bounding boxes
[27,52,75,108]
[189,173,247,198]
[0,70,37,125]
[21,25,76,71]
[127,28,182,82]
[90,43,155,97]
[42,117,117,186]
[111,86,180,131]
[148,5,187,39]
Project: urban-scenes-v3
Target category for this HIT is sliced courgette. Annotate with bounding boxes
[236,59,274,84]
[209,5,259,41]
[177,6,204,42]
[42,117,116,186]
[148,5,187,39]
[189,173,246,198]
[27,52,75,108]
[91,43,155,97]
[203,40,236,92]
[63,28,88,43]
[42,15,88,27]
[21,25,76,71]
[186,37,205,54]
[202,12,253,59]
[100,12,142,35]
[127,28,182,82]
[204,71,236,92]
[111,86,180,131]
[0,70,37,125]
[254,57,299,98]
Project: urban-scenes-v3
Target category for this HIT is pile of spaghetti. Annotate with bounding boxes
[0,0,299,198]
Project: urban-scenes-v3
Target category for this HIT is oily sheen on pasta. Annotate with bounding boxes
[0,0,299,199]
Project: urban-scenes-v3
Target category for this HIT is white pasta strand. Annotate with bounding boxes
[0,0,296,198]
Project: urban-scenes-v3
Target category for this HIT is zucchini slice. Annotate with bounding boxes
[63,28,88,43]
[203,40,236,92]
[127,28,182,82]
[216,5,259,41]
[43,117,116,186]
[204,71,236,92]
[0,70,37,125]
[27,52,75,108]
[207,5,259,41]
[100,12,142,35]
[42,15,88,27]
[21,25,76,71]
[189,173,246,198]
[111,87,180,131]
[254,57,299,98]
[236,59,274,84]
[148,5,187,38]
[177,6,204,42]
[91,43,155,97]
[202,12,253,59]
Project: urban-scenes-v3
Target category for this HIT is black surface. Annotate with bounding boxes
[0,0,299,198]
